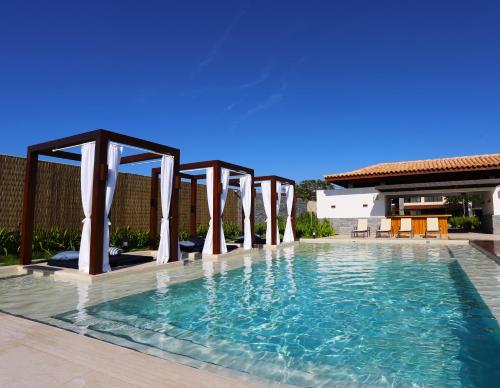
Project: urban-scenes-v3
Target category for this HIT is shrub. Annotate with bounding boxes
[110,227,149,250]
[255,222,267,236]
[448,216,480,230]
[296,212,335,238]
[278,216,286,235]
[0,229,20,256]
[196,223,209,237]
[223,222,241,240]
[33,228,80,255]
[0,228,81,257]
[178,229,189,241]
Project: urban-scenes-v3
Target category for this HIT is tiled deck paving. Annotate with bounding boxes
[0,313,260,388]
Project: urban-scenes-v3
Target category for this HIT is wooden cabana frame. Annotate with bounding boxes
[150,160,254,254]
[20,129,181,275]
[254,175,297,245]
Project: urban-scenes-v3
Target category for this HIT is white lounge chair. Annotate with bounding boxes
[351,219,370,238]
[424,217,441,238]
[397,218,414,238]
[376,218,392,238]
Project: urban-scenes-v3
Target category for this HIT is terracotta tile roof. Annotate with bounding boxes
[325,154,500,180]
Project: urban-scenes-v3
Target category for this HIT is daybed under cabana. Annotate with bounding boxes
[254,175,297,245]
[150,160,255,255]
[20,129,181,275]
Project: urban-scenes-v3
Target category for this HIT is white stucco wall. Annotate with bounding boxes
[493,186,500,215]
[317,187,386,219]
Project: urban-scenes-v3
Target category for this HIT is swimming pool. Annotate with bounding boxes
[1,243,500,386]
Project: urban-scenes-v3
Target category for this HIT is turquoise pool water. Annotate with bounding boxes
[53,244,500,387]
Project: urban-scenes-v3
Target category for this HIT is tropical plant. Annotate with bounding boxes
[196,223,209,237]
[109,227,149,250]
[448,216,480,230]
[255,222,267,236]
[296,180,334,201]
[223,222,241,240]
[278,216,286,235]
[33,228,80,255]
[178,229,189,241]
[0,229,20,256]
[295,212,335,238]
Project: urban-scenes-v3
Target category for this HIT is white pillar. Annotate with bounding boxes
[493,186,500,216]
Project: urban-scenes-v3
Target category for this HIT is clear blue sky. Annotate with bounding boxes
[1,0,499,181]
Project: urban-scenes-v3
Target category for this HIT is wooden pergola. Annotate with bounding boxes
[150,160,254,254]
[20,129,181,274]
[254,175,297,245]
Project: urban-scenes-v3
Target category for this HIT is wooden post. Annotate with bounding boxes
[291,184,297,240]
[189,177,197,238]
[149,169,159,250]
[169,156,180,261]
[89,134,108,275]
[212,163,221,254]
[240,201,244,235]
[270,178,277,245]
[19,150,38,265]
[250,173,255,246]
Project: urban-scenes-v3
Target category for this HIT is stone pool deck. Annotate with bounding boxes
[0,313,259,388]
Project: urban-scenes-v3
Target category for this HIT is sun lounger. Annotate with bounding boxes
[351,219,370,238]
[424,217,441,238]
[376,218,392,237]
[397,218,414,238]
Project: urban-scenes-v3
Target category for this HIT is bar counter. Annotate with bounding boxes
[387,215,451,235]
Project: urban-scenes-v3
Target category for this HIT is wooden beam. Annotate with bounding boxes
[255,175,295,186]
[19,150,38,265]
[250,173,255,245]
[169,167,180,261]
[212,162,221,254]
[149,169,160,249]
[190,177,197,238]
[106,130,179,157]
[180,160,253,175]
[89,133,108,275]
[39,150,81,161]
[28,130,101,153]
[291,184,297,240]
[271,178,277,245]
[120,152,161,165]
[376,178,500,192]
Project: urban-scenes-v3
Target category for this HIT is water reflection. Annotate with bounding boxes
[283,246,297,295]
[75,282,89,335]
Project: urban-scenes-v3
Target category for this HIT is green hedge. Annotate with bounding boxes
[296,212,335,238]
[193,222,242,241]
[0,227,153,258]
[448,216,480,230]
[255,213,336,239]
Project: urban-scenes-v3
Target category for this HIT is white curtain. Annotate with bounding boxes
[276,181,282,245]
[202,167,230,254]
[102,142,123,272]
[157,155,174,264]
[78,142,95,273]
[283,184,295,243]
[202,168,214,254]
[219,168,230,253]
[261,180,272,245]
[239,174,252,250]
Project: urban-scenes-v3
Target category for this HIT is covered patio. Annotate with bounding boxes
[319,154,500,235]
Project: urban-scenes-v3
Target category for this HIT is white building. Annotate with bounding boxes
[317,154,500,235]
